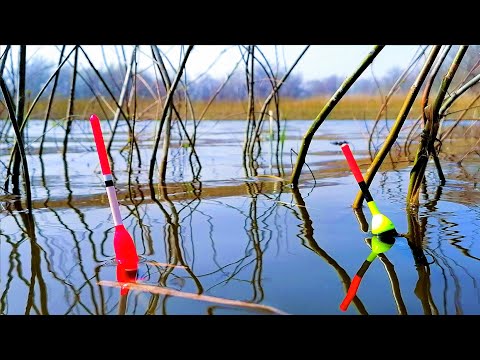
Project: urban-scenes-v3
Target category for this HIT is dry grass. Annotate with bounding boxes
[3,94,480,121]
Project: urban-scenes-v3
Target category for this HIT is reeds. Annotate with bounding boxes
[148,45,194,183]
[406,46,469,208]
[62,46,78,155]
[5,92,480,122]
[290,45,385,186]
[1,44,479,216]
[0,76,32,210]
[3,45,480,316]
[352,46,442,209]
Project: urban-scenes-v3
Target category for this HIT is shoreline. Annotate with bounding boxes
[3,94,479,121]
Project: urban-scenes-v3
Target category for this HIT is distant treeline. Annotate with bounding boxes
[4,54,465,101]
[1,45,479,121]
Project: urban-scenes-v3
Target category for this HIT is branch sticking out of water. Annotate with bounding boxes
[352,45,442,209]
[290,45,385,187]
[62,46,78,156]
[366,45,428,159]
[148,45,194,184]
[0,46,10,75]
[39,46,67,157]
[10,46,26,196]
[440,92,480,142]
[0,76,32,211]
[248,46,310,156]
[107,46,136,152]
[407,46,468,208]
[79,46,131,123]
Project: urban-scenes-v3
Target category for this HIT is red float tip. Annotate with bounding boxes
[340,275,363,311]
[89,113,112,175]
[117,264,137,296]
[340,143,365,184]
[114,224,139,271]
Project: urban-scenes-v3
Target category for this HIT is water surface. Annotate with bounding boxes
[0,119,478,315]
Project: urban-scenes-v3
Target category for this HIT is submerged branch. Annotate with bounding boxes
[99,280,288,315]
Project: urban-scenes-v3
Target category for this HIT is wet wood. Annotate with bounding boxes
[99,280,288,315]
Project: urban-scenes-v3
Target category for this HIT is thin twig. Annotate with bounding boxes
[107,46,136,152]
[249,46,310,156]
[39,46,67,156]
[62,46,78,155]
[148,45,194,183]
[98,280,288,315]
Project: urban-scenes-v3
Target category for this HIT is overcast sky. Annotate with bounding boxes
[9,45,424,81]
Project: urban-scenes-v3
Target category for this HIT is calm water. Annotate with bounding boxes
[0,119,479,315]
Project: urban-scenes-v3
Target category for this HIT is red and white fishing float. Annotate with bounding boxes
[90,114,139,272]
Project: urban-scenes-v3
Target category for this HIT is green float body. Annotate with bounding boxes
[340,143,397,237]
[366,234,395,262]
[367,200,396,236]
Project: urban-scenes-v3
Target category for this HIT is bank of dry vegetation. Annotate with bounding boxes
[2,93,479,121]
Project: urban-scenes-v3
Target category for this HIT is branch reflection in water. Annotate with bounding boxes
[290,187,369,314]
[1,114,479,315]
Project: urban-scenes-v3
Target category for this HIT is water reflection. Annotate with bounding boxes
[144,183,203,314]
[345,206,407,314]
[116,264,138,315]
[0,119,479,315]
[376,246,407,315]
[340,234,396,311]
[2,201,38,314]
[290,187,369,314]
[405,210,437,315]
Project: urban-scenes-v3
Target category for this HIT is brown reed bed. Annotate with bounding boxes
[3,93,479,122]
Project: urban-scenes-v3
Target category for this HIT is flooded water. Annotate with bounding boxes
[0,118,479,315]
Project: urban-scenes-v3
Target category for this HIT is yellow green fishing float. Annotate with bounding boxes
[341,144,397,237]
